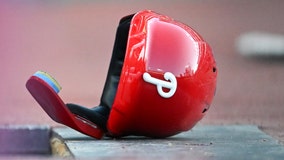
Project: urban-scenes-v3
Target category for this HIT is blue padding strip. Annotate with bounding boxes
[33,71,60,93]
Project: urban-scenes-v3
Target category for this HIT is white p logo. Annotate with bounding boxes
[143,72,177,98]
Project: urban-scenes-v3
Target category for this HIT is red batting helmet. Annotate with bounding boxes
[107,10,217,138]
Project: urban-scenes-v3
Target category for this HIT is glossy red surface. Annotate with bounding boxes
[108,10,217,137]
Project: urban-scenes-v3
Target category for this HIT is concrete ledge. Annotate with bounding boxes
[53,125,284,159]
[1,125,283,159]
[0,125,50,155]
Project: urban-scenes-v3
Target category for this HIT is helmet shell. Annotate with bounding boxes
[107,10,217,137]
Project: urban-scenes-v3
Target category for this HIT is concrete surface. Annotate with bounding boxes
[0,125,50,155]
[53,125,284,159]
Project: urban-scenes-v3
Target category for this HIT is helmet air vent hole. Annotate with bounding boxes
[202,104,210,113]
[202,108,208,113]
[213,67,217,73]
